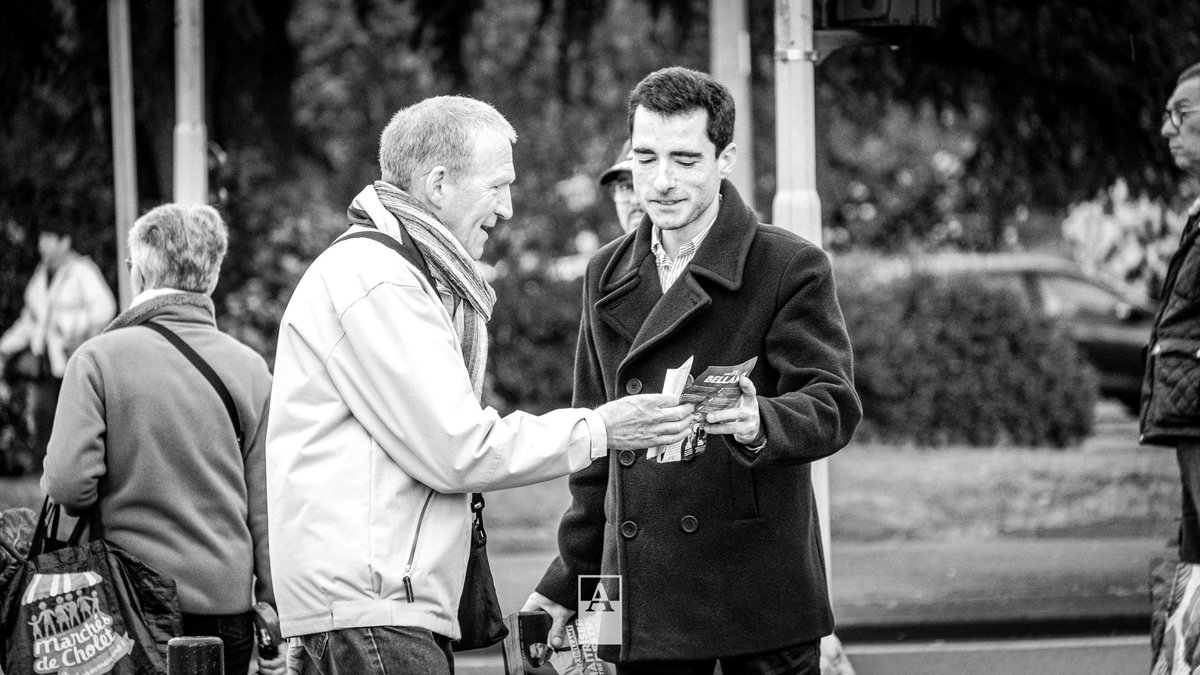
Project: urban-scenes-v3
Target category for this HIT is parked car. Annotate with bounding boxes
[918,253,1154,413]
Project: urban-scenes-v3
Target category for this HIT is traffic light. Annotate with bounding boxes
[818,0,939,28]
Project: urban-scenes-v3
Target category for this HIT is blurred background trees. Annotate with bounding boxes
[2,0,1200,454]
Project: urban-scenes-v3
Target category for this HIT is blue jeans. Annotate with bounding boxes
[616,639,820,675]
[297,626,454,675]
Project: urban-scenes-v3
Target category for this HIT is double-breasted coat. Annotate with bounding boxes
[536,180,862,662]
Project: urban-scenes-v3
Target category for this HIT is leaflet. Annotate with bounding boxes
[648,356,758,463]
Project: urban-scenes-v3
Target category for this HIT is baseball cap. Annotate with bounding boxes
[598,140,633,187]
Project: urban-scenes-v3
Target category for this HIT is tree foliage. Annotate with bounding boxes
[813,0,1200,249]
[3,0,1200,403]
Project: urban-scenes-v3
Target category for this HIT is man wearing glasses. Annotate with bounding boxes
[598,140,647,237]
[1143,61,1200,672]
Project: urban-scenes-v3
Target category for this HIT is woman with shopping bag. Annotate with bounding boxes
[35,204,284,675]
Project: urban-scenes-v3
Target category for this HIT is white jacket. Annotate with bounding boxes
[266,229,605,639]
[0,253,116,377]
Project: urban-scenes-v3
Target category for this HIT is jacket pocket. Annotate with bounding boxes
[1148,337,1200,427]
[726,449,759,520]
[401,489,436,603]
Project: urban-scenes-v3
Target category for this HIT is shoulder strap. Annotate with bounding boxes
[334,228,437,290]
[143,321,244,445]
[332,229,483,517]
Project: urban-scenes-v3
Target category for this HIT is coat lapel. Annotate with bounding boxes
[595,230,659,344]
[596,180,759,367]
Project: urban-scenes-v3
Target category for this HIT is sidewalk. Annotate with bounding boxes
[458,537,1162,673]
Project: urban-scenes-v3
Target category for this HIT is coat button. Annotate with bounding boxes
[625,378,643,394]
[618,450,636,467]
[680,515,699,533]
[620,520,639,539]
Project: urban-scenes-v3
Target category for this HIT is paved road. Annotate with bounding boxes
[456,537,1163,673]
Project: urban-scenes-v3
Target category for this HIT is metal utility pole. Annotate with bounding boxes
[772,0,830,560]
[174,0,207,204]
[710,0,756,211]
[107,0,137,308]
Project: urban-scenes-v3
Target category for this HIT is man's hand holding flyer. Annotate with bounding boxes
[648,356,758,463]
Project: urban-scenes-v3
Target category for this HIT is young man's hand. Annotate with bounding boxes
[702,376,764,446]
[521,592,576,649]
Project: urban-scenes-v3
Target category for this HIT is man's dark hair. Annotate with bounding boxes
[1180,62,1200,86]
[627,67,735,155]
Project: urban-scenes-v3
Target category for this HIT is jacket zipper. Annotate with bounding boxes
[402,489,436,603]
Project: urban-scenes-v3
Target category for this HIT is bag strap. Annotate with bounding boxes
[470,492,487,545]
[27,496,93,559]
[332,228,485,525]
[143,321,244,446]
[334,228,437,291]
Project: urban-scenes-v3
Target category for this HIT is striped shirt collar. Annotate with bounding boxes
[650,198,721,291]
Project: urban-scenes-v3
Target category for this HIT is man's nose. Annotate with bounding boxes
[1163,116,1178,139]
[652,164,675,191]
[496,185,513,220]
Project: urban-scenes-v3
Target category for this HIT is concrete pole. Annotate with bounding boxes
[174,0,207,204]
[772,0,831,565]
[710,0,755,211]
[107,0,137,309]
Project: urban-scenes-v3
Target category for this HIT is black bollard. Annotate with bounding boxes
[168,635,224,675]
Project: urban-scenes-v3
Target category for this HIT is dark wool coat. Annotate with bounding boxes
[1141,209,1200,445]
[536,181,862,662]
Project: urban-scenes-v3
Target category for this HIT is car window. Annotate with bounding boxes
[1037,273,1123,317]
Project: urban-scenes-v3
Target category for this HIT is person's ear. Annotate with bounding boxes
[422,165,452,210]
[130,265,145,295]
[717,142,737,180]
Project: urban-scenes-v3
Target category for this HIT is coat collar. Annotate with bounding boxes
[595,180,759,362]
[105,291,216,333]
[600,180,758,296]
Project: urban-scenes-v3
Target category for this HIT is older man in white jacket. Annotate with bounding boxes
[266,96,695,675]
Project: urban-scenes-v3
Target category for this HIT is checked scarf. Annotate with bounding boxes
[347,181,496,398]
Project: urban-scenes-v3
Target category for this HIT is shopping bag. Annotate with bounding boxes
[1,499,182,674]
[1151,553,1200,674]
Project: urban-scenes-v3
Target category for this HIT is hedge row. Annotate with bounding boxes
[834,254,1097,447]
[487,255,1098,448]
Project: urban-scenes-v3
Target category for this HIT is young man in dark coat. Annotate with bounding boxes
[524,67,862,673]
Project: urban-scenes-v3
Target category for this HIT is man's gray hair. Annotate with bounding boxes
[129,203,228,294]
[379,95,517,190]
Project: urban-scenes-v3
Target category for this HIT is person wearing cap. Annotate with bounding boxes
[0,224,115,468]
[598,140,646,236]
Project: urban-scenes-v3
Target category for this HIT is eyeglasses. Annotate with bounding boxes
[610,181,635,198]
[1164,104,1200,131]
